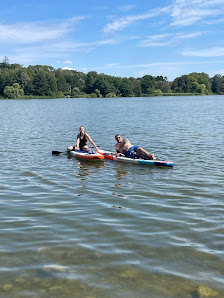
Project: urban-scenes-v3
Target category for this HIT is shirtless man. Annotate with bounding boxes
[115,134,156,160]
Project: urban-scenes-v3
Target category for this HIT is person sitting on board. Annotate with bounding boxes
[68,126,99,153]
[114,134,156,160]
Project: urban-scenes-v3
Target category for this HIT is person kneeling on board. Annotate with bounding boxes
[114,134,156,160]
[68,126,99,153]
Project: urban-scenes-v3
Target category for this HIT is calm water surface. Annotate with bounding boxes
[0,96,224,297]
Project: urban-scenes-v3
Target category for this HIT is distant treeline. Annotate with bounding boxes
[0,57,224,99]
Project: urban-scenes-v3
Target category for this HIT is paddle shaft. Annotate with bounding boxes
[52,146,100,155]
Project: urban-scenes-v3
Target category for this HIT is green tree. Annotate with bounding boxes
[85,71,98,93]
[155,76,168,82]
[71,87,80,97]
[3,56,10,64]
[94,89,102,98]
[63,69,86,92]
[18,71,31,94]
[55,69,69,94]
[155,80,171,93]
[46,72,57,94]
[0,71,8,95]
[10,63,23,69]
[93,75,116,97]
[152,89,163,96]
[187,78,200,93]
[189,72,212,94]
[32,70,57,96]
[129,77,142,96]
[105,92,116,97]
[171,75,189,93]
[119,78,134,97]
[141,75,156,94]
[32,71,49,95]
[0,69,14,95]
[171,74,208,94]
[4,83,24,99]
[171,75,195,93]
[0,56,10,69]
[211,74,224,94]
[197,83,207,94]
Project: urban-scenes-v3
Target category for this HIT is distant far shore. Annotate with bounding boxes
[0,58,224,99]
[1,93,223,100]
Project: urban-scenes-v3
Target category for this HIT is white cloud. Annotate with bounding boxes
[144,34,172,40]
[102,0,224,35]
[182,47,224,57]
[102,6,171,34]
[139,31,205,47]
[176,32,205,38]
[77,59,224,80]
[62,67,76,70]
[205,18,224,24]
[79,60,224,72]
[0,17,85,44]
[170,0,224,26]
[6,35,137,65]
[106,63,120,67]
[139,34,172,47]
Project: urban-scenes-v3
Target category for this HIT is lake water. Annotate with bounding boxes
[0,96,224,297]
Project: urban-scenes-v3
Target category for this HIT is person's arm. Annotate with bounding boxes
[123,137,131,145]
[75,134,80,150]
[115,144,122,157]
[85,133,99,151]
[116,150,122,157]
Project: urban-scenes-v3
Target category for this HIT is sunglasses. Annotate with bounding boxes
[116,137,121,140]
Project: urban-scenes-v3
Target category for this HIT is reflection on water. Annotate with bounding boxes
[75,159,105,169]
[0,96,224,297]
[114,163,129,180]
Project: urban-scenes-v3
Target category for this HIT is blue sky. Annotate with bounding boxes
[1,0,224,80]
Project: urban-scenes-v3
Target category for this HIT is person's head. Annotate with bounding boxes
[115,134,122,143]
[79,126,85,134]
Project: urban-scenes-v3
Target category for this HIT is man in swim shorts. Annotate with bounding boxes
[115,135,156,160]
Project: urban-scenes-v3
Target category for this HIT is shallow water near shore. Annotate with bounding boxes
[0,96,224,297]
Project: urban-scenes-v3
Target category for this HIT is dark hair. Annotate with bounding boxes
[115,134,120,138]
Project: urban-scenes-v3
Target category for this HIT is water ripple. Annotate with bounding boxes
[0,97,224,297]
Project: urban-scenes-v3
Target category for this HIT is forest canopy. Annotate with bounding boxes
[0,57,224,99]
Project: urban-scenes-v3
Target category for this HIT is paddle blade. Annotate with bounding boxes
[52,151,63,155]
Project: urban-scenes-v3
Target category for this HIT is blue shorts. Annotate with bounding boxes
[124,146,139,158]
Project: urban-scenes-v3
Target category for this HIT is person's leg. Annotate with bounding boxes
[81,146,91,152]
[136,147,156,160]
[67,146,75,152]
[124,147,135,158]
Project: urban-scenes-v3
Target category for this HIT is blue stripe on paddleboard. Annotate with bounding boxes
[138,160,173,167]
